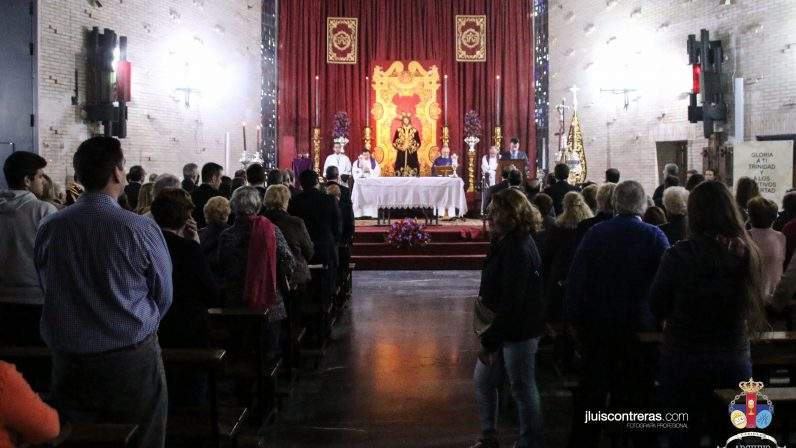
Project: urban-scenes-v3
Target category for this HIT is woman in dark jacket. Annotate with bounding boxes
[650,180,766,447]
[261,184,314,286]
[151,188,222,406]
[470,188,543,448]
[541,192,593,321]
[199,196,231,283]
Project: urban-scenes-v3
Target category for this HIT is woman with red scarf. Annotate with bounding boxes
[218,186,296,361]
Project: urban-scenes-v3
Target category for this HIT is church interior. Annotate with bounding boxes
[1,0,796,447]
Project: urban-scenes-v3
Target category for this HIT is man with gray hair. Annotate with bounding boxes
[564,180,669,447]
[142,174,182,221]
[182,163,199,193]
[660,186,689,245]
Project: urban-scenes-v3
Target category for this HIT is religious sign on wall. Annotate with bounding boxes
[733,140,793,206]
[455,15,486,62]
[326,17,358,64]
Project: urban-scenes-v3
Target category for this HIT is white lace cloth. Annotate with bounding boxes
[351,177,468,218]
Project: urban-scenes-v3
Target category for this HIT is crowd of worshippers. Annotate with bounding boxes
[472,162,796,448]
[0,136,354,447]
[5,136,796,448]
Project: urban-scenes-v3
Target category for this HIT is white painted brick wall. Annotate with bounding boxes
[548,0,796,194]
[37,0,262,183]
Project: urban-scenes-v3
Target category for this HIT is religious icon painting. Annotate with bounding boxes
[455,15,486,62]
[326,17,358,64]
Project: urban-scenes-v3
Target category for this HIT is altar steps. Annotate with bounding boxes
[353,241,490,256]
[350,254,486,271]
[351,225,489,270]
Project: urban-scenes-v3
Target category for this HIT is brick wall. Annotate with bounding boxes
[547,0,796,194]
[37,0,262,182]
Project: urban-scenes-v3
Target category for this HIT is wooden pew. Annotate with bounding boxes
[207,308,278,422]
[40,423,138,448]
[162,348,248,448]
[0,346,243,448]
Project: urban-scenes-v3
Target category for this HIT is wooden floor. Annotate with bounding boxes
[259,271,570,447]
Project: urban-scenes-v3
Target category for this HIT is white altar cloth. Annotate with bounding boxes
[351,177,468,218]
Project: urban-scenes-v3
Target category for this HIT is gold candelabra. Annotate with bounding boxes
[441,125,450,147]
[493,125,503,150]
[467,150,476,193]
[363,126,372,150]
[312,127,321,172]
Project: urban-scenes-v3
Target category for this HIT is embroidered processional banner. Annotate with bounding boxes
[455,15,486,62]
[327,17,358,64]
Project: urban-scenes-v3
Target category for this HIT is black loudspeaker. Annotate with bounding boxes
[85,27,128,138]
[687,29,727,139]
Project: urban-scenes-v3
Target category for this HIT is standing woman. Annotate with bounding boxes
[541,192,593,321]
[470,188,543,448]
[734,176,760,223]
[650,180,767,446]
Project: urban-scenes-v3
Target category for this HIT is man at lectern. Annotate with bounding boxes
[433,145,453,167]
[323,142,352,179]
[352,149,381,179]
[501,137,528,160]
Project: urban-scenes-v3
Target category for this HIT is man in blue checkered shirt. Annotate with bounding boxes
[35,136,173,448]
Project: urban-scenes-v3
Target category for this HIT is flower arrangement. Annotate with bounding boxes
[385,218,431,249]
[332,111,351,139]
[464,110,483,138]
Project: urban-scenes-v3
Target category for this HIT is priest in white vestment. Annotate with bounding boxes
[352,150,381,178]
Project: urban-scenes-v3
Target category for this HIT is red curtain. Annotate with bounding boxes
[277,0,535,177]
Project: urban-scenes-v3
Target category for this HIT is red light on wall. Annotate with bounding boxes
[116,61,132,102]
[692,64,701,94]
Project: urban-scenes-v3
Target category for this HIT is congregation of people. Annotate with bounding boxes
[4,133,796,448]
[0,137,353,447]
[472,161,796,448]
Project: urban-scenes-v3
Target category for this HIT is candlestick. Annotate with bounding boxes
[496,75,501,126]
[225,131,230,172]
[242,122,247,153]
[444,75,448,126]
[314,75,320,127]
[365,76,370,125]
[256,124,261,152]
[312,127,321,172]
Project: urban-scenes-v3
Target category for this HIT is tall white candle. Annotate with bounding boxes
[314,75,320,127]
[444,75,448,126]
[496,75,501,126]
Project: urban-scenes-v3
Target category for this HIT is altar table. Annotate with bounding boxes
[351,177,468,221]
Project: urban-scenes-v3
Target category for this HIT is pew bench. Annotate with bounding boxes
[207,308,279,423]
[161,348,248,448]
[0,346,244,448]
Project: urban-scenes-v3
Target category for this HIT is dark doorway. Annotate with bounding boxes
[655,141,688,184]
[0,0,37,188]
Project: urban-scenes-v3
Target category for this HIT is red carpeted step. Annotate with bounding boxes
[353,241,490,256]
[351,254,486,271]
[353,225,488,244]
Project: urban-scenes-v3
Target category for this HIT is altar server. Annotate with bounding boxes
[352,150,381,178]
[323,142,352,178]
[481,145,500,187]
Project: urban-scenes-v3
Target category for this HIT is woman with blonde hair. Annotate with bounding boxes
[135,182,155,214]
[471,188,543,448]
[262,184,314,286]
[542,191,593,321]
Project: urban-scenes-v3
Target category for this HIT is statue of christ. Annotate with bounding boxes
[392,113,421,177]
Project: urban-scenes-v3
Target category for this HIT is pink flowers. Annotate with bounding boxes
[385,218,431,248]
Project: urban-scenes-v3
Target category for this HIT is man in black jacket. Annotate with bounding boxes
[124,165,146,210]
[289,170,342,296]
[483,168,511,212]
[324,166,355,246]
[543,163,578,215]
[191,162,223,228]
